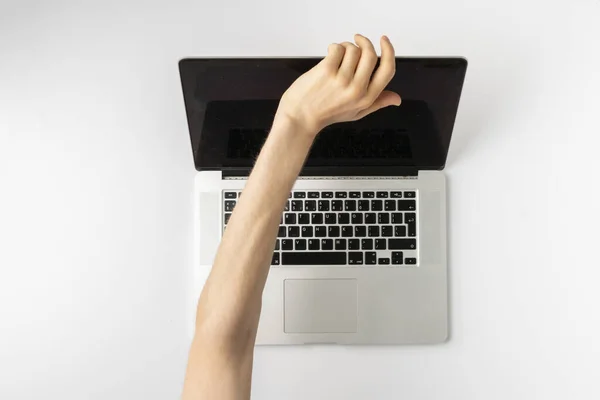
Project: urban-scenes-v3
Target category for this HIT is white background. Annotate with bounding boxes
[1,0,600,399]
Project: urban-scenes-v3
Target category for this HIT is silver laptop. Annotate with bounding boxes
[179,57,467,344]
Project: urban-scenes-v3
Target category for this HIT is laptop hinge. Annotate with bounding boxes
[222,166,419,178]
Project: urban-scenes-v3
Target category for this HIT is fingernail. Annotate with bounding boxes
[382,35,389,41]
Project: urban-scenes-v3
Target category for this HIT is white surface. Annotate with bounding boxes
[1,0,599,398]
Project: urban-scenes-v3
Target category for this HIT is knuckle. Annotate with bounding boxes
[348,85,366,99]
[328,43,343,53]
[347,46,360,56]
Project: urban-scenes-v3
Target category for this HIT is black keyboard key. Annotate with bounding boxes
[272,252,280,265]
[405,213,416,223]
[378,213,390,224]
[395,226,407,237]
[348,252,364,265]
[384,200,396,211]
[295,239,307,250]
[322,192,334,198]
[354,226,367,237]
[389,239,416,250]
[404,191,416,198]
[331,200,343,211]
[224,201,236,212]
[358,200,370,211]
[275,239,280,250]
[405,257,417,265]
[335,192,347,198]
[348,239,360,250]
[391,213,403,224]
[338,213,350,224]
[391,191,403,198]
[284,201,290,211]
[298,213,310,224]
[321,239,334,250]
[342,226,353,237]
[371,200,383,211]
[397,200,416,211]
[308,239,320,250]
[362,191,375,198]
[311,213,324,224]
[278,226,286,237]
[308,192,320,198]
[361,239,373,250]
[224,213,232,224]
[375,239,386,250]
[288,226,301,237]
[366,252,377,265]
[376,191,388,198]
[365,213,377,224]
[282,239,293,250]
[288,226,300,237]
[294,192,306,198]
[301,226,313,237]
[368,226,380,237]
[318,200,330,211]
[328,226,340,237]
[351,213,363,224]
[292,200,303,211]
[344,200,356,211]
[282,251,346,265]
[325,213,337,224]
[305,200,317,211]
[224,192,237,199]
[285,213,296,225]
[335,238,347,250]
[378,258,390,265]
[382,226,394,237]
[408,222,416,237]
[349,191,361,198]
[315,226,327,237]
[392,251,404,265]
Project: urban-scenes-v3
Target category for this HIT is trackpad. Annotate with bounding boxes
[284,279,357,333]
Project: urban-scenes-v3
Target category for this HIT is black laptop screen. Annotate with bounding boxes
[179,58,467,173]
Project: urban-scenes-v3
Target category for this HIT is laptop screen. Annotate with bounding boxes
[179,58,467,173]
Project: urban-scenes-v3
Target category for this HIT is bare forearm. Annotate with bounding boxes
[196,116,315,340]
[183,34,399,400]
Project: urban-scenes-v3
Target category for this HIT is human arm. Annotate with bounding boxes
[182,34,400,400]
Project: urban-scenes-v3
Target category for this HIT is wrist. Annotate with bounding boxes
[267,113,317,155]
[273,111,321,139]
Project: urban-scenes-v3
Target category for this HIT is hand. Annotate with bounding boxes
[276,34,401,135]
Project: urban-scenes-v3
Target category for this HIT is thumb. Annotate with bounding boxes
[356,91,401,119]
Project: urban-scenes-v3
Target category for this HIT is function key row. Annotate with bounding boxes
[226,191,416,200]
[288,191,416,199]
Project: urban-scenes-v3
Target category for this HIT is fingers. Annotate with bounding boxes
[366,36,396,101]
[355,90,402,119]
[338,42,361,80]
[322,43,345,69]
[353,34,378,87]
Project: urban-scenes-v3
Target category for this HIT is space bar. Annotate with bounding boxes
[282,252,347,265]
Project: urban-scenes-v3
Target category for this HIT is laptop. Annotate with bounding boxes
[179,57,467,344]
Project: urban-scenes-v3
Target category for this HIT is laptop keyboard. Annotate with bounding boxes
[223,190,418,267]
